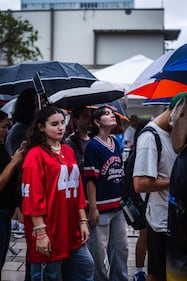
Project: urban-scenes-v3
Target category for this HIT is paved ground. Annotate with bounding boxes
[2,227,146,281]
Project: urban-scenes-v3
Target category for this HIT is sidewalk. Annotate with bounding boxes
[2,227,144,281]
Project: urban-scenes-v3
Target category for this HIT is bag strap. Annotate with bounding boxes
[137,126,162,163]
[136,126,162,205]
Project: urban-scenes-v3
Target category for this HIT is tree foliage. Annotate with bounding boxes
[0,10,43,65]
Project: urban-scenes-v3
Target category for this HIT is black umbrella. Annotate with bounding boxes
[48,80,125,109]
[0,60,97,95]
[2,82,127,120]
[93,99,129,121]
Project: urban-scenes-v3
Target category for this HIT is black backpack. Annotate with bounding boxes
[121,126,162,230]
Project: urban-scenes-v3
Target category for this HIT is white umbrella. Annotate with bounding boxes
[1,98,17,119]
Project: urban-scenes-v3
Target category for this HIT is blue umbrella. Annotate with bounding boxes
[95,99,129,121]
[0,60,97,95]
[85,99,129,121]
[143,98,171,106]
[153,44,187,85]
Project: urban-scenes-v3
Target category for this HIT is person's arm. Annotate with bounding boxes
[78,208,90,244]
[124,140,132,148]
[31,215,51,256]
[0,148,23,192]
[133,176,170,193]
[87,180,99,227]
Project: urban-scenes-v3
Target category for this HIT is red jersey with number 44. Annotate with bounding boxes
[21,144,86,263]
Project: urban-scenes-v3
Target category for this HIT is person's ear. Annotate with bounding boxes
[170,96,187,153]
[37,123,45,132]
[94,119,100,127]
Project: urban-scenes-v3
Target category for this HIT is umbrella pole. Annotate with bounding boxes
[37,94,41,111]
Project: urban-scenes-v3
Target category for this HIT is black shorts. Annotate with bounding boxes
[147,222,167,279]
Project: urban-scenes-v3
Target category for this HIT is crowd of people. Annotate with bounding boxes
[0,88,187,281]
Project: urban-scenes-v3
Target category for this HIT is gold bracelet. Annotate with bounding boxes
[80,218,88,223]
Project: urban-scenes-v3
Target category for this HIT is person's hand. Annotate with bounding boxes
[36,234,52,257]
[11,146,25,166]
[80,223,90,244]
[89,207,99,227]
[19,140,27,150]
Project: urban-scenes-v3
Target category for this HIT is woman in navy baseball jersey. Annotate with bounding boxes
[84,106,128,281]
[21,106,94,281]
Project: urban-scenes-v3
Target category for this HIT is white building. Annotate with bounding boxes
[21,0,135,10]
[12,8,180,70]
[9,7,180,117]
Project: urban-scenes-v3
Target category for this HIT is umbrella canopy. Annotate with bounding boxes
[87,99,129,122]
[1,98,17,119]
[143,98,171,106]
[127,44,187,99]
[48,80,125,109]
[94,55,153,88]
[0,60,97,95]
[0,94,15,107]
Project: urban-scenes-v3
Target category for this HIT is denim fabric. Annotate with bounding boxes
[61,244,94,281]
[88,209,128,281]
[31,260,62,281]
[0,209,14,279]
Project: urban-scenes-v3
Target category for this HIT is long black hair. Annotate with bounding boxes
[0,110,8,122]
[13,88,37,125]
[90,106,115,137]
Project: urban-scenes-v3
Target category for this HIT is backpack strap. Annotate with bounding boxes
[137,126,162,163]
[136,126,162,206]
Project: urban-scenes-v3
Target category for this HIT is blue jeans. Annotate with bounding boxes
[88,209,128,281]
[61,244,94,281]
[0,209,14,279]
[31,260,62,281]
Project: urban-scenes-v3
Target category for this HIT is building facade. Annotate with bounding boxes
[12,8,180,70]
[21,0,134,10]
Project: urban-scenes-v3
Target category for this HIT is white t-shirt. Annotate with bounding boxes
[123,125,135,146]
[133,122,177,232]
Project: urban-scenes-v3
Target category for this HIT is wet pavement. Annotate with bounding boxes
[2,227,146,281]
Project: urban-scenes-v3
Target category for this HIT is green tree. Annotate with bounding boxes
[0,10,43,65]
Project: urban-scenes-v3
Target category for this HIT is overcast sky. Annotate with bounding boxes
[0,0,186,49]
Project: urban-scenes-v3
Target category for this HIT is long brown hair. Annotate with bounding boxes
[25,105,65,155]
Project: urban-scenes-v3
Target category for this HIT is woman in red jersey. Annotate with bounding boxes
[21,106,94,281]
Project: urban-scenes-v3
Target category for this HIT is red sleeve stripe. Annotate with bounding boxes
[84,167,99,177]
[84,170,99,177]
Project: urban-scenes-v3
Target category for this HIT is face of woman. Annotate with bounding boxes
[98,107,117,129]
[40,113,66,145]
[0,117,9,144]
